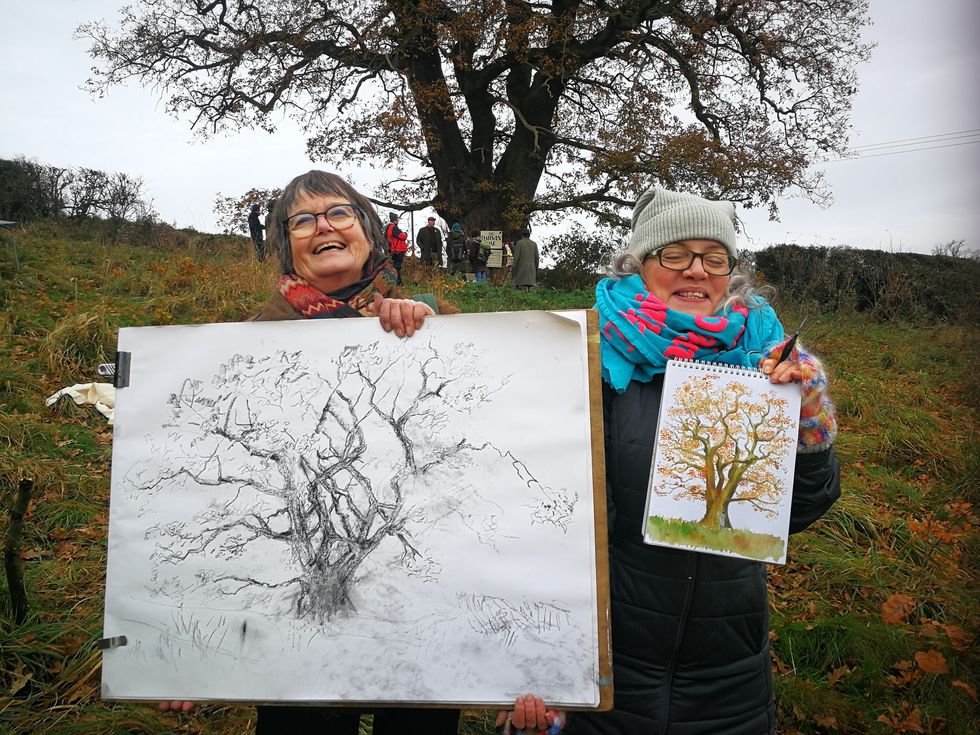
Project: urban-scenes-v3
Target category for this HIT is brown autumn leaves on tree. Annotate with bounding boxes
[652,375,795,529]
[77,1,871,234]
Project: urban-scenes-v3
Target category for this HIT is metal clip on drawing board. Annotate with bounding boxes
[97,352,131,389]
[97,635,128,650]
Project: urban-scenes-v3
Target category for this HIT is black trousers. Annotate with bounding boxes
[255,705,460,734]
[391,252,405,283]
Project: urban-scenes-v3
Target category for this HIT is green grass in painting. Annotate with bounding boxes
[646,515,786,560]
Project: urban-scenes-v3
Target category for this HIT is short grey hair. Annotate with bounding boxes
[271,170,386,275]
[605,252,774,311]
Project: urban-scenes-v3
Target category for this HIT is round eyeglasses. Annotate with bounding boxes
[655,246,736,276]
[284,204,362,238]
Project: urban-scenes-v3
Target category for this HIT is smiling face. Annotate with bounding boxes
[640,239,731,317]
[288,190,372,293]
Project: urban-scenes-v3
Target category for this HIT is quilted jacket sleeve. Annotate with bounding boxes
[788,447,841,534]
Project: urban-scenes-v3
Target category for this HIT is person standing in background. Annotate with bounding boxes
[417,216,443,267]
[511,229,539,291]
[248,203,266,261]
[446,223,469,279]
[468,229,490,282]
[264,199,277,259]
[385,213,408,284]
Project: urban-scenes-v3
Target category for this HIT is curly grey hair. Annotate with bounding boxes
[605,252,774,311]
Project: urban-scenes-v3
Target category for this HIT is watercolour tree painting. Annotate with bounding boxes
[102,312,603,706]
[644,363,800,563]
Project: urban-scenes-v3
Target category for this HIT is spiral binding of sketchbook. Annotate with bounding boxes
[669,357,768,378]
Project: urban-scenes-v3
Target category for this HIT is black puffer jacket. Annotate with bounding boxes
[570,377,840,735]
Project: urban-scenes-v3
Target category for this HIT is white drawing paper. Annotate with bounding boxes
[101,311,600,706]
[642,359,801,564]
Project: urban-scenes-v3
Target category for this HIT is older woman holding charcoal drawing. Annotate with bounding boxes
[499,189,840,735]
[160,169,459,733]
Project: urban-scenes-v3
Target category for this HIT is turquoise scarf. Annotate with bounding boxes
[595,275,785,392]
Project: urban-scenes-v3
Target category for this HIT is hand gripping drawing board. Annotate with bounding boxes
[643,359,802,564]
[100,310,612,709]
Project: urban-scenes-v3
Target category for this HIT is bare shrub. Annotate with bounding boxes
[540,232,617,290]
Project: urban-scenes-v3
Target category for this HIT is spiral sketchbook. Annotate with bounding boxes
[642,358,801,564]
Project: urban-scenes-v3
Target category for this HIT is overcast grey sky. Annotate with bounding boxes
[2,0,978,253]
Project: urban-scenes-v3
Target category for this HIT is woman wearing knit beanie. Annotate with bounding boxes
[498,188,840,735]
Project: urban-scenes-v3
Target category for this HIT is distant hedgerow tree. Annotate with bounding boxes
[213,187,282,236]
[540,232,617,290]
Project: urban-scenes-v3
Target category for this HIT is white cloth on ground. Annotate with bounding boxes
[45,382,115,425]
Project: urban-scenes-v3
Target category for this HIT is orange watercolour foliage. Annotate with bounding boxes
[652,375,794,529]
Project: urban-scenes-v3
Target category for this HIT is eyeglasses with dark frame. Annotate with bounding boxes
[654,245,736,276]
[283,204,364,238]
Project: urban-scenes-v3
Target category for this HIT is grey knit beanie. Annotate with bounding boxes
[627,188,737,260]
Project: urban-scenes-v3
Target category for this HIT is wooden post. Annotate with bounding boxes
[4,478,33,624]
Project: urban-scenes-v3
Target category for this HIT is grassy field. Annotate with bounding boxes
[0,223,976,734]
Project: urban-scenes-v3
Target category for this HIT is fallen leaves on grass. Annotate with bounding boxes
[887,660,921,689]
[921,620,974,651]
[813,713,839,730]
[951,679,977,701]
[877,702,924,733]
[913,649,949,674]
[881,593,916,624]
[8,665,33,696]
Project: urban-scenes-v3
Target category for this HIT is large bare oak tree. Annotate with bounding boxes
[79,0,871,233]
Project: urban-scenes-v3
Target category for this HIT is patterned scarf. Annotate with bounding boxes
[595,274,784,392]
[278,255,398,319]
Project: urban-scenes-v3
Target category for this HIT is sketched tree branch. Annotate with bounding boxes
[653,375,794,529]
[134,339,568,623]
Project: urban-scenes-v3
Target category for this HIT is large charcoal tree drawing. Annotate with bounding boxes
[127,338,573,624]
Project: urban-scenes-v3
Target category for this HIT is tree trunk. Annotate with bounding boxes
[297,559,357,624]
[699,494,732,530]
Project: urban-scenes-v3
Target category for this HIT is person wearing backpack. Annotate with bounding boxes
[446,222,469,279]
[469,229,490,282]
[385,212,408,284]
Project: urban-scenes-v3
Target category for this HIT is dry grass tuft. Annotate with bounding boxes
[39,306,117,380]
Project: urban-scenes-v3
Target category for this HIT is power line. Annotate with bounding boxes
[853,132,980,152]
[851,128,980,150]
[825,138,980,162]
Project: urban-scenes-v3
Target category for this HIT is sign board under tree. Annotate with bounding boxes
[482,230,504,269]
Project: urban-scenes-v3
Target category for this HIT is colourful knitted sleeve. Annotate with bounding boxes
[766,341,839,453]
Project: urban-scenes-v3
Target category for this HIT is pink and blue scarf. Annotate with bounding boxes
[595,275,784,392]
